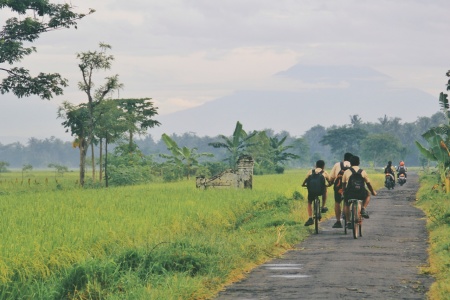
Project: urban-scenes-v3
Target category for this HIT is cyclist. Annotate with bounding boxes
[384,161,396,185]
[342,155,377,229]
[397,161,407,179]
[328,152,353,228]
[301,160,332,226]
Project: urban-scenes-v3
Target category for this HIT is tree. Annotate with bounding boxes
[208,121,257,169]
[93,100,129,186]
[248,132,300,174]
[320,126,367,160]
[116,98,161,152]
[415,70,450,192]
[303,125,332,165]
[349,114,363,127]
[161,133,213,180]
[58,102,90,186]
[0,161,9,173]
[0,1,94,99]
[76,43,123,184]
[48,163,68,177]
[360,134,405,167]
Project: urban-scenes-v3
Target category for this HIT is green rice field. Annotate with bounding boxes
[0,169,384,299]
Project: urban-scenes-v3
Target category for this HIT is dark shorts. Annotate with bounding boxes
[334,190,344,203]
[344,189,369,206]
[307,189,326,203]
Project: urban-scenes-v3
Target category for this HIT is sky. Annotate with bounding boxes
[1,0,449,143]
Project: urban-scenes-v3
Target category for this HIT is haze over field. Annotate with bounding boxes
[1,0,449,143]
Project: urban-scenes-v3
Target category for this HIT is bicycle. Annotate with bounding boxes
[347,198,363,239]
[312,195,322,234]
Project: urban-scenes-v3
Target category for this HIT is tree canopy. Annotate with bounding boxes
[0,1,94,99]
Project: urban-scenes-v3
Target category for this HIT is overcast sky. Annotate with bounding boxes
[1,0,449,142]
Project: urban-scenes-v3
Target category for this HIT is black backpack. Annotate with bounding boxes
[384,166,393,175]
[334,162,349,194]
[398,166,406,174]
[307,169,326,197]
[344,168,366,199]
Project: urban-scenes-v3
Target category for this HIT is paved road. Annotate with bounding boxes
[216,172,433,299]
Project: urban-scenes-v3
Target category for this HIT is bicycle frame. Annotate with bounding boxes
[313,196,321,234]
[348,199,363,239]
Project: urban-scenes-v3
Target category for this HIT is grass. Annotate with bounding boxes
[415,172,450,300]
[0,168,384,299]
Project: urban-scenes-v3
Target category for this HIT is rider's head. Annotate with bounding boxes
[344,152,353,161]
[400,161,405,166]
[350,155,360,166]
[316,160,325,169]
[388,161,392,166]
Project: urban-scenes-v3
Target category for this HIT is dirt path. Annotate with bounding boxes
[215,172,433,299]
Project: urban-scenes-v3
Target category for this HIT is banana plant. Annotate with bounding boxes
[160,133,213,180]
[208,121,257,169]
[415,91,450,192]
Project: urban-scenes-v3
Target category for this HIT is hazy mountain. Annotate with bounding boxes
[0,64,440,144]
[151,64,439,139]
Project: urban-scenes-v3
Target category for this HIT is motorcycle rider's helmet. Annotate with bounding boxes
[399,161,405,166]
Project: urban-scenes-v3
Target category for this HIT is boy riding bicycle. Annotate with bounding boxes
[302,160,332,226]
[342,156,377,229]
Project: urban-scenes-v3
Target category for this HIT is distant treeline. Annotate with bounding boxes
[0,112,445,169]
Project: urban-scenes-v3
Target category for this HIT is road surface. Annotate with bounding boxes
[216,172,433,299]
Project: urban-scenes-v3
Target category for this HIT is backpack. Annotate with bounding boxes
[334,162,350,194]
[398,166,406,174]
[307,169,326,197]
[344,168,366,200]
[384,166,393,175]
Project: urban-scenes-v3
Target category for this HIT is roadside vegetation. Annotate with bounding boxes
[416,172,450,300]
[0,169,383,299]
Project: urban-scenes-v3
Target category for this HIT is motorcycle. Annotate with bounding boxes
[384,173,395,190]
[398,173,406,186]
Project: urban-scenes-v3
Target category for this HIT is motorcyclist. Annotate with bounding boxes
[384,161,396,185]
[397,161,407,179]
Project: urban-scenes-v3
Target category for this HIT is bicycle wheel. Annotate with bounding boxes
[343,209,347,235]
[314,197,319,234]
[352,201,359,239]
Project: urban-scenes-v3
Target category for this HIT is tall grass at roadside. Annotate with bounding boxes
[416,172,450,300]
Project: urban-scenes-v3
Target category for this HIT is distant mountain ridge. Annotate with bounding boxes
[151,64,438,139]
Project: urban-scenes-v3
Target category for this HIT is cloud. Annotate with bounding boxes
[1,0,450,143]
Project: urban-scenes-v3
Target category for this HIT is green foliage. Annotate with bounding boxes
[416,173,450,298]
[161,133,214,180]
[320,126,367,158]
[0,1,94,99]
[107,148,154,186]
[116,98,161,149]
[208,121,257,169]
[0,161,10,172]
[47,163,68,176]
[248,132,300,174]
[415,71,450,191]
[292,190,303,200]
[360,133,405,167]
